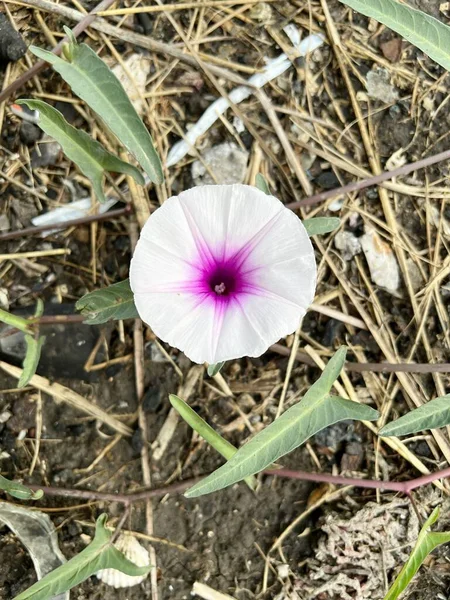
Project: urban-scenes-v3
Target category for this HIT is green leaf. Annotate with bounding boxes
[185,347,380,497]
[384,507,450,600]
[30,31,163,184]
[379,394,450,437]
[339,0,450,72]
[0,475,43,501]
[207,362,225,377]
[14,513,150,600]
[169,394,256,490]
[76,279,138,324]
[255,173,270,195]
[18,335,45,389]
[34,299,44,319]
[17,100,144,203]
[303,217,340,237]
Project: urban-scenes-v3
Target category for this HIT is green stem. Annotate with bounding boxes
[169,394,256,491]
[0,308,33,334]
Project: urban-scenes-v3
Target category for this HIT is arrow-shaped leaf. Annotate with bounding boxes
[185,348,380,497]
[255,173,271,195]
[170,394,256,490]
[0,475,43,501]
[76,279,138,324]
[379,394,450,437]
[339,0,450,72]
[384,507,450,600]
[18,100,144,203]
[303,217,340,237]
[30,28,163,184]
[207,362,225,377]
[14,514,150,600]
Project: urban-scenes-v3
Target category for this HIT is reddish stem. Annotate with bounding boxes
[267,466,450,494]
[23,466,450,505]
[286,147,450,208]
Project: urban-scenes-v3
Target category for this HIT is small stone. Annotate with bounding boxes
[192,142,249,185]
[142,387,162,413]
[360,228,400,295]
[406,258,423,293]
[0,14,27,63]
[20,121,42,145]
[0,411,12,424]
[334,230,362,261]
[316,170,340,190]
[249,1,272,22]
[380,38,403,63]
[0,288,8,309]
[366,68,399,103]
[277,564,290,579]
[112,54,151,114]
[31,136,61,168]
[54,101,78,124]
[0,214,9,231]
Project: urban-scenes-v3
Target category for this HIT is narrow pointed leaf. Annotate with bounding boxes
[18,335,45,389]
[303,217,340,237]
[379,394,450,437]
[339,0,450,72]
[310,346,348,398]
[384,508,450,600]
[186,348,379,498]
[34,298,44,319]
[170,394,256,490]
[0,475,43,501]
[17,100,144,203]
[207,362,225,377]
[76,279,138,324]
[14,514,150,600]
[186,395,378,498]
[30,32,163,183]
[255,173,270,195]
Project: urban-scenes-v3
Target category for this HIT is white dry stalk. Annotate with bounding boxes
[192,582,237,600]
[166,31,325,167]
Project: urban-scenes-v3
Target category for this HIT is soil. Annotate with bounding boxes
[2,0,450,599]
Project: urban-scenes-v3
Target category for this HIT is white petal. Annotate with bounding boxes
[177,184,284,258]
[134,291,219,364]
[130,235,196,294]
[243,206,316,308]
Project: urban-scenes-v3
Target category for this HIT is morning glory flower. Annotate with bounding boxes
[130,184,316,365]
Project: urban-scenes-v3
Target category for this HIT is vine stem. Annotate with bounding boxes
[0,308,33,334]
[26,466,450,505]
[268,467,450,494]
[286,147,450,208]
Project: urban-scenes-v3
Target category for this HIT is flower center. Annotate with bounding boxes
[208,265,238,297]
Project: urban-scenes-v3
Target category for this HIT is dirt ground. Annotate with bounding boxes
[2,0,450,599]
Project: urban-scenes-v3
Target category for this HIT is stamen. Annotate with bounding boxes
[214,282,226,295]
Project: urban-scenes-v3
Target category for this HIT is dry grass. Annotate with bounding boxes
[1,0,450,598]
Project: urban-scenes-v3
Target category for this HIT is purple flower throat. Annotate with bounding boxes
[185,241,257,306]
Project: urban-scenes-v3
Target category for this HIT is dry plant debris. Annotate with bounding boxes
[1,0,450,599]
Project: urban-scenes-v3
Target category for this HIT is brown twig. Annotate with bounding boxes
[27,478,202,504]
[270,343,450,373]
[286,147,450,209]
